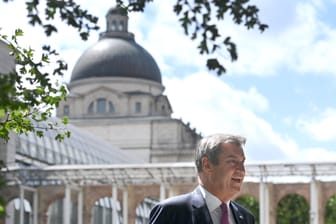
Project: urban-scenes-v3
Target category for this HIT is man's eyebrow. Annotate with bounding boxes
[225,155,245,161]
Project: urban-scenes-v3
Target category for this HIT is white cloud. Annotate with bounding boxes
[295,147,336,162]
[164,72,296,162]
[219,1,336,77]
[128,1,205,76]
[297,108,336,141]
[164,71,336,163]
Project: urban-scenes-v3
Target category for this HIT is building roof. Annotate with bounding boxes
[4,161,336,186]
[14,117,144,168]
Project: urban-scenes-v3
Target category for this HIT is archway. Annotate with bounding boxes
[234,195,259,224]
[135,197,158,224]
[325,194,336,224]
[47,198,77,224]
[276,194,309,224]
[5,198,32,224]
[91,196,122,224]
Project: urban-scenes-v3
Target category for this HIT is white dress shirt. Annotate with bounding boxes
[199,186,236,224]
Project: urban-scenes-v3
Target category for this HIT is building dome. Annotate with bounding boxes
[70,6,162,84]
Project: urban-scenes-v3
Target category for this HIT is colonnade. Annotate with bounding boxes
[3,162,336,224]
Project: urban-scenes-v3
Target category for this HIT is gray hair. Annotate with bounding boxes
[195,133,246,173]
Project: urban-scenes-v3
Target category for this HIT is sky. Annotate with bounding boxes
[1,0,336,164]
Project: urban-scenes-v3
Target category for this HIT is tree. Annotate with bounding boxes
[276,194,309,224]
[235,195,259,224]
[0,28,71,218]
[0,30,70,142]
[325,195,336,224]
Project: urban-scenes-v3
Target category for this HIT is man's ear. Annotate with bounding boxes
[201,157,213,174]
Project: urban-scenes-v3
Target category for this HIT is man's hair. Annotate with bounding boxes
[194,133,246,173]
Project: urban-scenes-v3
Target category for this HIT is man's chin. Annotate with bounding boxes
[231,183,242,192]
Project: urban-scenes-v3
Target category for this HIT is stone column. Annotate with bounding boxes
[112,185,118,224]
[33,188,38,224]
[77,187,83,224]
[63,185,71,224]
[160,183,166,201]
[310,178,320,224]
[259,179,270,224]
[122,187,128,224]
[19,186,24,224]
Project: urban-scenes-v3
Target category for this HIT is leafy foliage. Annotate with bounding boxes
[0,161,5,218]
[0,29,70,142]
[3,0,267,75]
[325,195,336,224]
[26,0,99,40]
[235,195,259,224]
[276,194,309,224]
[117,0,268,75]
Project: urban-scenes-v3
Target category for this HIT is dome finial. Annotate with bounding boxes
[99,5,134,40]
[106,5,128,32]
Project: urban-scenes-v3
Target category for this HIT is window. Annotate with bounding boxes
[118,20,124,31]
[63,105,69,116]
[88,102,94,114]
[135,198,158,224]
[111,21,117,31]
[6,198,32,224]
[135,102,141,113]
[97,98,107,113]
[88,99,115,114]
[47,198,77,224]
[92,197,123,224]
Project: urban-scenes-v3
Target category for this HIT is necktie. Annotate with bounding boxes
[220,202,229,224]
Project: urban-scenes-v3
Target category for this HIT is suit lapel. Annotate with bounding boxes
[191,188,213,224]
[230,202,246,224]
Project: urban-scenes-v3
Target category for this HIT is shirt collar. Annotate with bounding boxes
[198,185,230,212]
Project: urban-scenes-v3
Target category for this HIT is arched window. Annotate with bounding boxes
[92,197,122,224]
[97,98,107,113]
[135,197,158,224]
[118,20,124,31]
[111,20,117,31]
[47,198,77,224]
[88,99,115,114]
[6,198,32,224]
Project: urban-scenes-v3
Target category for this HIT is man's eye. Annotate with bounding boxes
[228,160,237,164]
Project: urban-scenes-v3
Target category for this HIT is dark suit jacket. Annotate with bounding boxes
[149,187,255,224]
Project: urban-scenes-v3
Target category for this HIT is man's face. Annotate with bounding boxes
[202,143,246,201]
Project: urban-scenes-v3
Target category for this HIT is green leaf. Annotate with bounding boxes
[206,58,226,75]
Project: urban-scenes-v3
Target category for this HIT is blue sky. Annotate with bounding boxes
[1,0,336,163]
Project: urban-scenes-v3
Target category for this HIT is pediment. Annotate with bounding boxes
[85,86,126,98]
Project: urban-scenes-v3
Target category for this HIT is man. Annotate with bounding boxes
[149,133,254,224]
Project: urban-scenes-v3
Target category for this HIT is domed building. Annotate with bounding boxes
[57,6,201,162]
